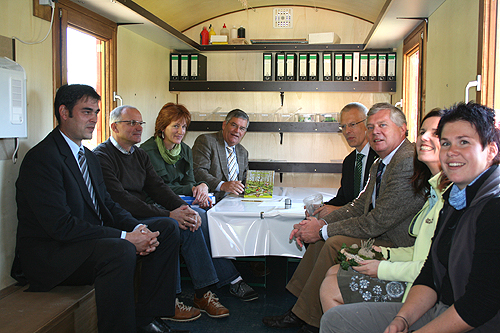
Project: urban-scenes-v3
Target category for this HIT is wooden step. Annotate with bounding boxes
[0,284,97,333]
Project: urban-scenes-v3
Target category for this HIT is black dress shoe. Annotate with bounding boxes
[262,309,305,328]
[137,318,190,333]
[297,324,320,333]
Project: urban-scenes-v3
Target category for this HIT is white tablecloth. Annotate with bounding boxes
[207,187,336,258]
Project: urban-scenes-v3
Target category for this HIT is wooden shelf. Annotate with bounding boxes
[171,80,396,93]
[249,161,342,174]
[195,44,368,52]
[188,121,339,133]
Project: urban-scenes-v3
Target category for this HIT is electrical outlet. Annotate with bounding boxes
[39,0,54,6]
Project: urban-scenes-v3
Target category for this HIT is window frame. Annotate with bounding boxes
[402,21,427,142]
[52,0,117,143]
[477,0,498,107]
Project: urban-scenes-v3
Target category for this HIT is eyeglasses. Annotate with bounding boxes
[339,119,366,131]
[229,122,247,132]
[114,120,146,127]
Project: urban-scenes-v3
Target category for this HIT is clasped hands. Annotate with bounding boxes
[289,217,326,247]
[170,205,202,231]
[126,225,159,256]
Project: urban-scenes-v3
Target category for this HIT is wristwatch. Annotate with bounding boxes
[319,227,324,241]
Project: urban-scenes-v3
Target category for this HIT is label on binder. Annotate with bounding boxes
[190,54,199,77]
[344,53,353,81]
[323,53,332,81]
[276,53,285,81]
[180,54,189,80]
[352,52,360,81]
[170,54,179,80]
[263,53,272,81]
[387,53,396,81]
[369,53,377,81]
[308,53,318,81]
[286,53,296,81]
[360,54,368,81]
[299,54,308,81]
[334,53,343,81]
[378,54,387,81]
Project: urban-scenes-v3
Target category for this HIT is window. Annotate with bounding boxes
[53,0,117,148]
[478,0,498,108]
[402,21,427,142]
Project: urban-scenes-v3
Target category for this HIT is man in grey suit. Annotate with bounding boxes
[263,103,426,333]
[192,109,249,202]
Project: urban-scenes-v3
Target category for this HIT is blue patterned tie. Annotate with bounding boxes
[353,153,364,197]
[375,161,385,199]
[227,147,238,181]
[78,147,100,217]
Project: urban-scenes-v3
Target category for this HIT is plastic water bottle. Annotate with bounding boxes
[220,24,229,43]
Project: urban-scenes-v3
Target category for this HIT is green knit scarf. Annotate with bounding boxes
[156,136,181,165]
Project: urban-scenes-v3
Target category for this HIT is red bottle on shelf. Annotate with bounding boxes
[200,27,209,45]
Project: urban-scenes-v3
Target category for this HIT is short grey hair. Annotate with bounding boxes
[224,109,250,127]
[340,102,368,122]
[367,102,407,128]
[110,105,136,124]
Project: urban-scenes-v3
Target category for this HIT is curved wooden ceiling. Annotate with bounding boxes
[133,0,387,32]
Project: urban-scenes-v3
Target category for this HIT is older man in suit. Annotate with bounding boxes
[11,85,184,333]
[192,109,249,203]
[314,102,378,219]
[263,103,426,333]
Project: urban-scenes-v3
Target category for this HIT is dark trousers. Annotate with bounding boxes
[63,218,179,333]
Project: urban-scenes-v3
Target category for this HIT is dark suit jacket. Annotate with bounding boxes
[323,139,425,247]
[192,130,248,201]
[326,147,378,206]
[12,128,139,291]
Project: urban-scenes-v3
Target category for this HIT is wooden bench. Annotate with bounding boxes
[0,284,97,333]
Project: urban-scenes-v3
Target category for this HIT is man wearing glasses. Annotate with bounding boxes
[192,109,250,203]
[94,105,233,323]
[263,103,425,333]
[313,103,378,219]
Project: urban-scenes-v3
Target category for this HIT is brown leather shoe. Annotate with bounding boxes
[193,291,229,318]
[164,299,201,322]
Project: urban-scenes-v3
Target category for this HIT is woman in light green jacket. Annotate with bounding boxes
[320,109,449,310]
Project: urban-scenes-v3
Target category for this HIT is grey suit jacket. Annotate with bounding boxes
[192,130,248,201]
[323,139,425,247]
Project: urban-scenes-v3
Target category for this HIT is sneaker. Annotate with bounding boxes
[193,291,229,318]
[164,299,201,322]
[229,280,259,301]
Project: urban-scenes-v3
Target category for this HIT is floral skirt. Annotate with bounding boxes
[337,267,406,304]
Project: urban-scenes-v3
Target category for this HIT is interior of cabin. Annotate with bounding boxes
[0,0,498,331]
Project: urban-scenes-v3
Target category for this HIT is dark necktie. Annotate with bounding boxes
[375,161,385,199]
[353,153,364,197]
[78,147,100,217]
[227,147,238,181]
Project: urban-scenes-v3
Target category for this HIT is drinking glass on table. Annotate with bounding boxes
[303,193,323,218]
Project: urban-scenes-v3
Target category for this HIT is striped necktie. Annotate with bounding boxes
[375,161,385,199]
[353,153,364,197]
[78,147,100,217]
[227,146,238,181]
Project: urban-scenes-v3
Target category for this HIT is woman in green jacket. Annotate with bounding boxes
[141,103,258,301]
[319,109,448,309]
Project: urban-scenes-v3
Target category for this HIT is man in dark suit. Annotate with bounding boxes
[314,103,378,219]
[263,103,426,333]
[11,84,185,333]
[192,109,249,202]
